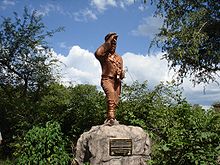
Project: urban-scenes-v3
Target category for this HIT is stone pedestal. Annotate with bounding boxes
[74,123,151,165]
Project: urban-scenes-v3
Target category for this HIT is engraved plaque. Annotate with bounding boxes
[109,138,132,156]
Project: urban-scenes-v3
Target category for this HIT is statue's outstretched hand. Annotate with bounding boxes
[106,33,118,46]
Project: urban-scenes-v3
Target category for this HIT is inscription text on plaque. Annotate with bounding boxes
[109,138,132,156]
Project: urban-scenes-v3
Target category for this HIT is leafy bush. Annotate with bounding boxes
[14,121,70,165]
[149,104,220,165]
[118,81,220,164]
[62,84,106,140]
[0,159,14,165]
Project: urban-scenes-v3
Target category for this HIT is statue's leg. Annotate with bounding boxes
[107,100,116,120]
[114,80,121,106]
[101,78,116,120]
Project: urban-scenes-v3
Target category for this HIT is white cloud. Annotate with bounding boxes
[72,0,134,21]
[91,0,117,11]
[132,15,163,38]
[118,0,134,8]
[55,45,100,85]
[90,0,134,12]
[53,45,220,108]
[59,42,70,49]
[83,9,97,20]
[74,8,97,22]
[123,52,172,87]
[37,3,63,16]
[37,3,98,22]
[0,0,15,10]
[181,79,220,107]
[138,5,144,11]
[123,53,220,108]
[3,0,15,5]
[54,45,171,87]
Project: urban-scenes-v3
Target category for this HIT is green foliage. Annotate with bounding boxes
[83,163,90,165]
[14,121,70,165]
[0,81,106,158]
[0,159,14,165]
[37,83,106,140]
[61,84,106,140]
[149,104,220,164]
[118,81,183,129]
[212,101,220,113]
[38,83,71,124]
[118,81,220,164]
[0,7,62,94]
[1,75,219,164]
[0,7,62,157]
[1,7,219,163]
[150,0,220,85]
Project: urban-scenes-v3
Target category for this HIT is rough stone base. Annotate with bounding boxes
[74,123,151,165]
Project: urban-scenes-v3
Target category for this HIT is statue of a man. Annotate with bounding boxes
[95,32,125,123]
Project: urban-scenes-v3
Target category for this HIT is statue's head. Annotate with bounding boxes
[104,32,118,42]
[105,32,118,53]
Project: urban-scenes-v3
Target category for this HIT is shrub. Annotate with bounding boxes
[14,121,70,165]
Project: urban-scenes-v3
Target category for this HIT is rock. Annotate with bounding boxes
[74,123,151,165]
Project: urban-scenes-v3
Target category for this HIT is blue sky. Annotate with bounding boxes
[1,0,160,55]
[1,0,220,108]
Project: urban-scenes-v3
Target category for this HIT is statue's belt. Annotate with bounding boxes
[101,75,120,80]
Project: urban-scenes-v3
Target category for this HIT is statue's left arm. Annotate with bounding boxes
[95,34,117,60]
[94,42,111,60]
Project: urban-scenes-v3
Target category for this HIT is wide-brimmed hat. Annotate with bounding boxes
[104,32,118,41]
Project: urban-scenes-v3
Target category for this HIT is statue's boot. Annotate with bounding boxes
[107,101,116,122]
[107,109,115,120]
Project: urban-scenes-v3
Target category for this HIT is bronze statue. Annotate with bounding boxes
[95,32,125,123]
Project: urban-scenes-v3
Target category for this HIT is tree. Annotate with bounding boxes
[150,0,220,85]
[0,7,62,158]
[37,83,71,124]
[212,101,220,113]
[118,81,220,164]
[62,84,106,141]
[0,7,62,97]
